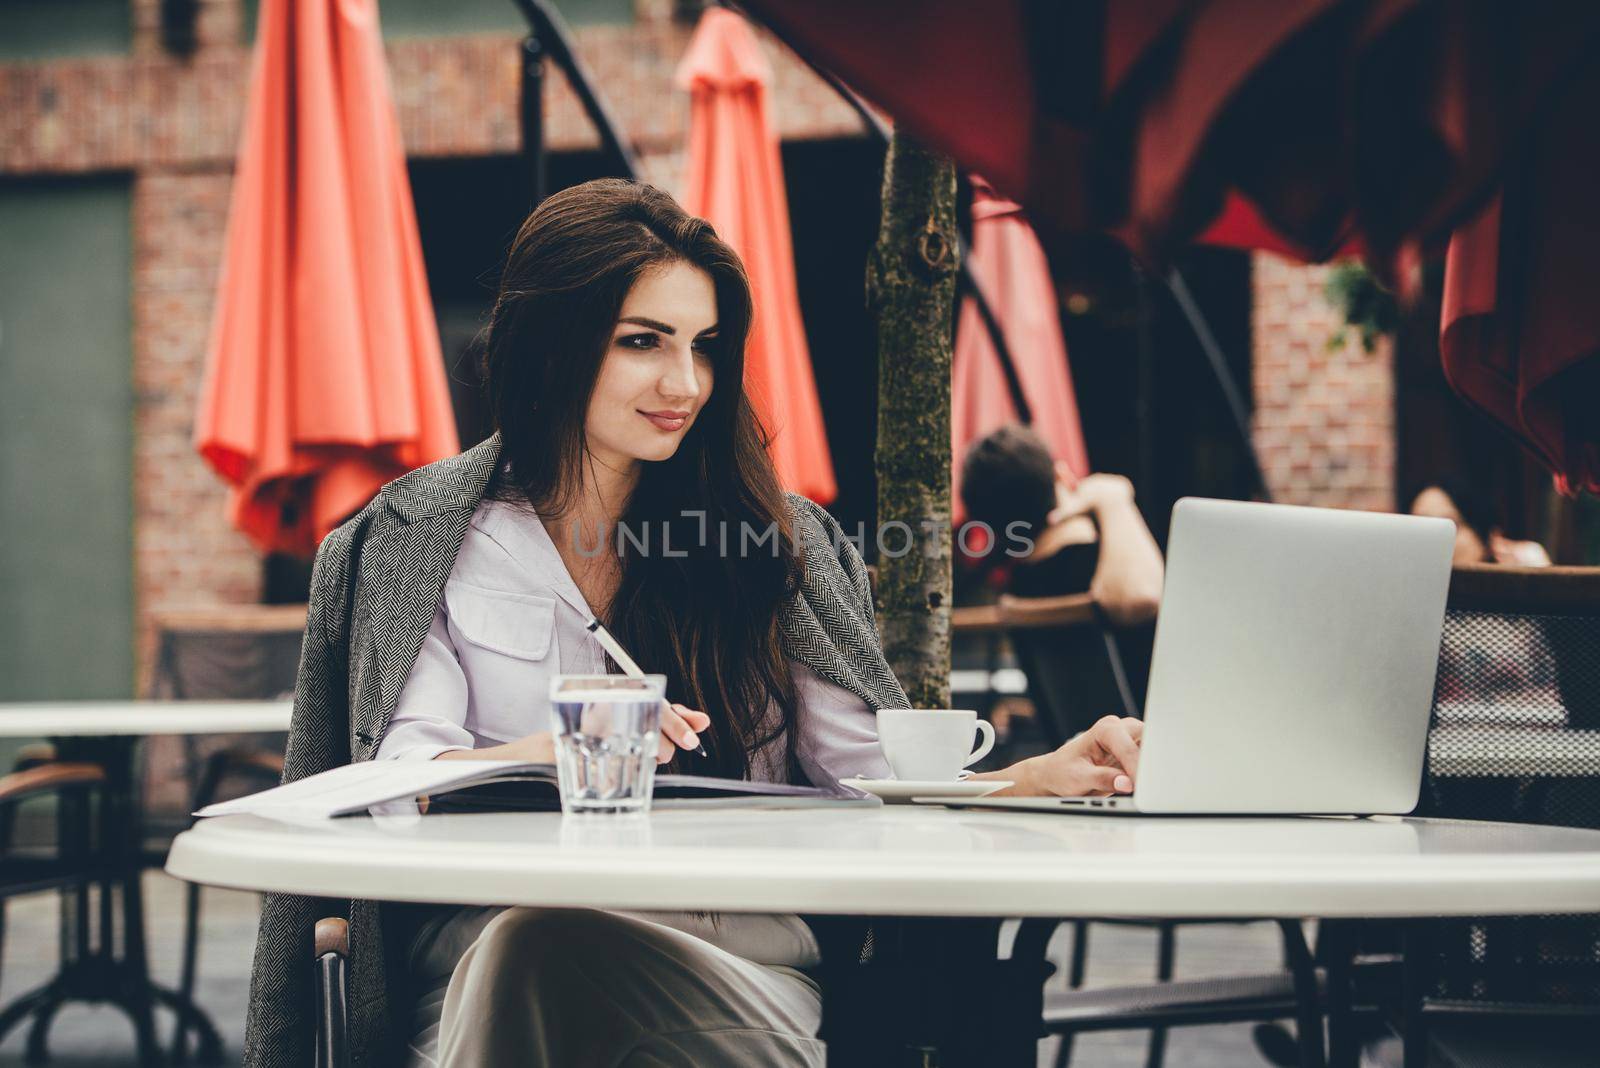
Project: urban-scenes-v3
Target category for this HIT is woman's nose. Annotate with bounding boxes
[657,346,700,399]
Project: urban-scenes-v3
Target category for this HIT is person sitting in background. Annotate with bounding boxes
[1407,476,1582,731]
[961,425,1165,626]
[1409,477,1552,567]
[960,426,1166,731]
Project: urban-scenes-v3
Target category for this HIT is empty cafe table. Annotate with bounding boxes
[0,700,292,1067]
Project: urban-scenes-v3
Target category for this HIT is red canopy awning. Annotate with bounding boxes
[742,0,1600,492]
[195,0,459,557]
[1442,58,1600,494]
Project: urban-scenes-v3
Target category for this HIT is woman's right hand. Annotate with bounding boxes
[656,703,711,764]
[434,705,710,766]
[990,715,1142,797]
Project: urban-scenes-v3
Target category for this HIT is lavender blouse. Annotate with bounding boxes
[374,494,891,785]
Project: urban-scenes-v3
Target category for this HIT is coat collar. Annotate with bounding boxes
[379,432,503,521]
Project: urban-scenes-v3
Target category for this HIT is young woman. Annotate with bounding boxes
[959,424,1165,729]
[1408,477,1551,567]
[244,179,1143,1068]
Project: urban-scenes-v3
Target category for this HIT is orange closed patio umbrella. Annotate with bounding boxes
[952,179,1091,526]
[195,0,459,557]
[675,8,837,504]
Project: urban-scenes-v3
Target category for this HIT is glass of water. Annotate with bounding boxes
[548,674,665,815]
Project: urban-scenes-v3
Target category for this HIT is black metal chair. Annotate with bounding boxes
[1023,918,1325,1068]
[144,603,303,1062]
[1323,564,1600,1068]
[990,591,1324,1068]
[0,760,138,1063]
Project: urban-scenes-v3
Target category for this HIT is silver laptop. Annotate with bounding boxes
[939,498,1456,816]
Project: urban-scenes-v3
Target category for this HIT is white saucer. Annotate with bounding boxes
[840,776,1013,804]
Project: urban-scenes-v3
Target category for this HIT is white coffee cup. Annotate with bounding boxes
[876,709,996,782]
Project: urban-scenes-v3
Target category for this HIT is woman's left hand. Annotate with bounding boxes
[1005,715,1142,797]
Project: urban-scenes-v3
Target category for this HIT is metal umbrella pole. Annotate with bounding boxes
[1164,267,1272,501]
[510,0,643,204]
[520,32,547,207]
[958,236,1033,425]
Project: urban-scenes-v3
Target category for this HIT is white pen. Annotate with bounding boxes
[584,617,646,676]
[585,618,708,759]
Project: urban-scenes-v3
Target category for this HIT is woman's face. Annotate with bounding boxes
[585,260,718,471]
[1410,486,1489,565]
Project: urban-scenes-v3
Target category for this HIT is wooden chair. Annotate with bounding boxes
[954,593,1155,739]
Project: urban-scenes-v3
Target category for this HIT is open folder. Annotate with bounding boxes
[194,759,877,820]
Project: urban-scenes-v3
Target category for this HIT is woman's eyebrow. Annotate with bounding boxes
[616,316,720,337]
[618,315,676,334]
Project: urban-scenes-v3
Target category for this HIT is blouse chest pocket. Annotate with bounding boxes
[444,579,559,742]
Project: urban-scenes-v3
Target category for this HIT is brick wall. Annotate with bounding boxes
[132,171,263,634]
[1251,253,1396,512]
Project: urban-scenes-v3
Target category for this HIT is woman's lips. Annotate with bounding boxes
[639,410,688,432]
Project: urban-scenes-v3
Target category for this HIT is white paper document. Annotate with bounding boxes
[196,759,878,819]
[194,759,530,820]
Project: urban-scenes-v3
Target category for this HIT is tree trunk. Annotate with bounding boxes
[868,131,958,709]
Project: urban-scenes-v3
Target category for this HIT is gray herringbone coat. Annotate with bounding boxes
[242,433,909,1067]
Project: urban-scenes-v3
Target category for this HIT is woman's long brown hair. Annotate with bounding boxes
[480,178,803,781]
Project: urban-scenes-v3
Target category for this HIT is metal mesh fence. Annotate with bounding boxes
[1416,607,1600,1006]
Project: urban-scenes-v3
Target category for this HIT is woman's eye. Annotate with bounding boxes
[618,332,659,350]
[692,338,718,359]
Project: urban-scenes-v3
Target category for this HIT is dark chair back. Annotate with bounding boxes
[997,593,1148,744]
[1416,564,1600,1009]
[146,604,308,703]
[142,605,306,818]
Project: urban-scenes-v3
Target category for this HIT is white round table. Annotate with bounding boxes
[0,700,291,1064]
[165,806,1600,919]
[168,806,1600,1068]
[0,700,293,737]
